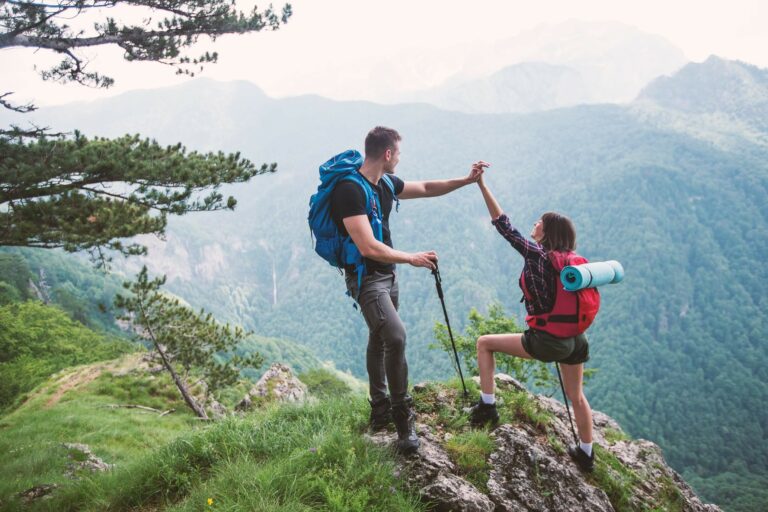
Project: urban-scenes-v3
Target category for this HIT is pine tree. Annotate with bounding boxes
[115,266,262,419]
[1,0,292,262]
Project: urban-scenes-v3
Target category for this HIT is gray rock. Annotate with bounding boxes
[380,384,722,512]
[421,473,495,512]
[488,425,613,511]
[16,484,59,503]
[366,427,492,510]
[62,443,114,478]
[236,363,307,411]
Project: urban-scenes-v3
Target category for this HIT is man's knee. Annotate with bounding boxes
[382,317,406,351]
[476,335,490,352]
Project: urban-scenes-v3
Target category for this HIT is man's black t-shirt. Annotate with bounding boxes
[330,173,405,275]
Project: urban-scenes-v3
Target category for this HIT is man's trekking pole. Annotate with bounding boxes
[555,362,580,445]
[431,262,469,398]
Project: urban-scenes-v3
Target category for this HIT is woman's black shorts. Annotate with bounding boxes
[521,328,590,365]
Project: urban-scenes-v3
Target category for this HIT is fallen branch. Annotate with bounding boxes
[101,404,175,416]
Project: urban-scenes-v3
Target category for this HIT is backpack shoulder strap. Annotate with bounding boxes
[380,174,400,212]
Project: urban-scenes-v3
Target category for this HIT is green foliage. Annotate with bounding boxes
[444,431,495,492]
[685,467,768,512]
[431,303,556,389]
[0,253,31,300]
[299,368,352,398]
[115,267,263,417]
[0,301,133,411]
[412,379,476,432]
[0,134,276,263]
[0,281,20,305]
[28,399,423,512]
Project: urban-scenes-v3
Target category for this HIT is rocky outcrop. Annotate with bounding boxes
[236,363,307,411]
[377,375,721,512]
[367,427,495,512]
[62,443,114,478]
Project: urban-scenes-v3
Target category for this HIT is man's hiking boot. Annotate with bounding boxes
[391,396,419,455]
[369,396,392,431]
[469,399,499,427]
[568,445,595,472]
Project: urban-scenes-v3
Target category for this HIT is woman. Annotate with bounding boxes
[469,161,595,472]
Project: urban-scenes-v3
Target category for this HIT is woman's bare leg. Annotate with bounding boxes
[560,362,593,444]
[476,333,532,395]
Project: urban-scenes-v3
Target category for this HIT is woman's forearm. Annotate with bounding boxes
[478,179,503,220]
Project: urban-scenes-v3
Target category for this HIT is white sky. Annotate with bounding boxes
[2,0,768,106]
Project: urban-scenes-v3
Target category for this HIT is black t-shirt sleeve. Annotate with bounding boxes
[391,175,405,196]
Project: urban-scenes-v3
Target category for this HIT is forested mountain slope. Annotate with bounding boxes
[5,57,767,510]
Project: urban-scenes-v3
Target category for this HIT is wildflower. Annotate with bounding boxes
[309,447,317,453]
[207,497,213,506]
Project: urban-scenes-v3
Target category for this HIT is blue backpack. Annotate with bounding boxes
[308,150,399,296]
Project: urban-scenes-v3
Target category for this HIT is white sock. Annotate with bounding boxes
[579,441,593,457]
[481,392,496,405]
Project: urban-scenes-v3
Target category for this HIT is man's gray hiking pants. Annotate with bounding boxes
[346,271,409,406]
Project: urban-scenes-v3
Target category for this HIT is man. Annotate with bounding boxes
[330,126,482,454]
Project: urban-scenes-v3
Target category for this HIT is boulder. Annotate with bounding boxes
[236,363,307,411]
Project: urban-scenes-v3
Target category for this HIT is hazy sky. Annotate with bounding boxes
[3,0,768,106]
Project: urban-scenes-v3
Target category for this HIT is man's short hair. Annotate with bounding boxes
[365,126,401,160]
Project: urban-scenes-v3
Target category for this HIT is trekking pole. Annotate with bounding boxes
[431,262,469,398]
[555,362,580,445]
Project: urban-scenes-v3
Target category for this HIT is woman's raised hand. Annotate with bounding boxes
[472,161,490,186]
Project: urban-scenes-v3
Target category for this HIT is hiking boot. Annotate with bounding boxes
[469,399,499,426]
[369,396,392,431]
[568,445,595,472]
[391,396,419,454]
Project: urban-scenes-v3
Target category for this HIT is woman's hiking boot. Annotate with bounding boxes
[568,445,595,472]
[469,399,499,426]
[391,396,419,454]
[369,396,392,431]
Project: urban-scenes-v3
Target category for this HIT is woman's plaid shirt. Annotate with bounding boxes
[492,214,558,316]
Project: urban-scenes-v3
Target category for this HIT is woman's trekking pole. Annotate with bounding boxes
[431,262,469,398]
[555,362,580,445]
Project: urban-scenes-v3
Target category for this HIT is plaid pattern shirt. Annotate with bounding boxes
[492,214,558,316]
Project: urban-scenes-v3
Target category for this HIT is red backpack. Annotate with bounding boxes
[520,251,600,338]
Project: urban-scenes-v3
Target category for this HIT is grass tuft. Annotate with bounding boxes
[444,431,495,492]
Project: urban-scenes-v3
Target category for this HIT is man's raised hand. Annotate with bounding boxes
[467,160,488,183]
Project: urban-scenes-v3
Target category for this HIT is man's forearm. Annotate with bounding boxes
[421,177,471,197]
[360,239,414,265]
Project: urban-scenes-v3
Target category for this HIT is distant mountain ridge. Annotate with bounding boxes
[404,62,591,114]
[633,56,768,147]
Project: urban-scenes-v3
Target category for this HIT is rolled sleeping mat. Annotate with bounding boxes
[561,260,624,291]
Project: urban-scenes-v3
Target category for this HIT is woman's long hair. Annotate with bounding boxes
[540,212,576,252]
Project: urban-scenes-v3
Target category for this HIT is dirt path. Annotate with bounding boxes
[44,364,106,408]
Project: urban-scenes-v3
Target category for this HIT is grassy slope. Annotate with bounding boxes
[1,359,702,512]
[0,354,198,506]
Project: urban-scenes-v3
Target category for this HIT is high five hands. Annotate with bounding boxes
[470,161,491,184]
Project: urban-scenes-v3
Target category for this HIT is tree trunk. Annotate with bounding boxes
[154,343,208,420]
